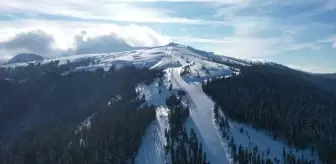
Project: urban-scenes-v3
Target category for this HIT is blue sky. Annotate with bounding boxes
[0,0,335,73]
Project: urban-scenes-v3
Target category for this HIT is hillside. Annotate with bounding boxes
[203,64,336,163]
[0,44,335,164]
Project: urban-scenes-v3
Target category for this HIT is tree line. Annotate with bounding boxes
[203,64,336,163]
[0,61,163,164]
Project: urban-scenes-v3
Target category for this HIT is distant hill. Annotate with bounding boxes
[258,63,336,94]
[321,73,336,79]
[7,53,44,64]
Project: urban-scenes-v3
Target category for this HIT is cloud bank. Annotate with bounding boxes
[0,30,59,57]
[0,22,170,61]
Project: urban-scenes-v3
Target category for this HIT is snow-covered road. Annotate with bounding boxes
[171,68,231,164]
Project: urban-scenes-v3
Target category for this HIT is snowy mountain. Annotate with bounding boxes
[1,43,331,164]
[7,53,44,64]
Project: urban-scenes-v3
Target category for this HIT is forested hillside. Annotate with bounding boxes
[0,61,163,164]
[203,64,336,163]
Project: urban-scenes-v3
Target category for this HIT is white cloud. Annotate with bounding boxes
[0,20,170,60]
[213,37,281,58]
[0,30,56,53]
[70,32,133,54]
[286,64,336,74]
[208,0,336,61]
[0,0,229,24]
[170,36,236,44]
[110,0,247,2]
[0,30,65,58]
[170,35,282,58]
[0,19,170,47]
[328,36,336,48]
[171,33,336,59]
[285,35,336,51]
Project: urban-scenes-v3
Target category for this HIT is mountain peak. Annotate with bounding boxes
[7,53,44,64]
[166,42,183,47]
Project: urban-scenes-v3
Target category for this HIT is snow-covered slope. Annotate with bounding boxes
[1,43,318,164]
[171,67,231,164]
[2,43,246,71]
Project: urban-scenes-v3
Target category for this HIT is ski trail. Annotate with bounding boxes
[171,68,231,164]
[166,45,230,164]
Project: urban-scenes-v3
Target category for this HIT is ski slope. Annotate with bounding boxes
[171,68,231,164]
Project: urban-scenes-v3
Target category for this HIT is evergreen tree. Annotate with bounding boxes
[203,64,336,163]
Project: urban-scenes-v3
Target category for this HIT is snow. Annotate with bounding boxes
[1,43,319,163]
[135,75,172,164]
[229,122,320,162]
[135,45,234,164]
[75,115,93,134]
[135,106,171,164]
[1,43,247,72]
[135,45,318,164]
[170,66,319,163]
[171,68,231,164]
